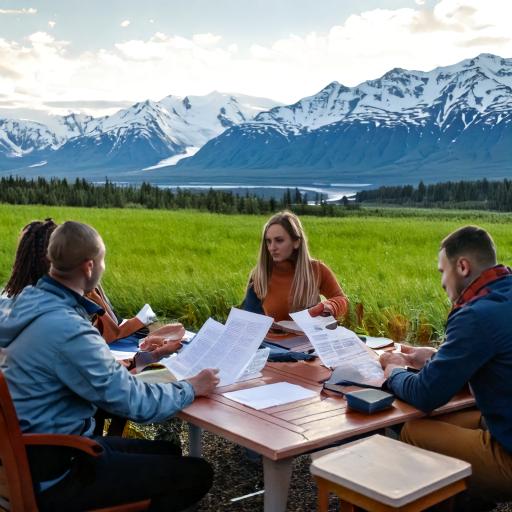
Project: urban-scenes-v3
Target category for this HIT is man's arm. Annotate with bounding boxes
[385,307,493,412]
[380,345,437,377]
[54,323,216,423]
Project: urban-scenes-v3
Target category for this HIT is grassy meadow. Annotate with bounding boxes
[2,204,512,343]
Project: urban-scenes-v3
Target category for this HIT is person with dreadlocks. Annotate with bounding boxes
[3,219,57,298]
[3,219,184,359]
[0,220,218,511]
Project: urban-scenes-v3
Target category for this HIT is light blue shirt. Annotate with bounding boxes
[0,276,195,436]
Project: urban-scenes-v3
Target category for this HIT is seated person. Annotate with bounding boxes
[244,210,348,324]
[380,226,512,506]
[0,221,219,511]
[3,218,181,359]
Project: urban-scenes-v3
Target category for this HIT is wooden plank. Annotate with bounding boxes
[294,408,350,426]
[179,400,308,460]
[263,395,323,415]
[205,395,307,434]
[267,361,331,384]
[274,398,347,421]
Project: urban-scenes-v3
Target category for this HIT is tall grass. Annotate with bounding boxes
[2,204,512,342]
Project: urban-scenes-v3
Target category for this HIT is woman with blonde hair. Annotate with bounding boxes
[244,211,348,321]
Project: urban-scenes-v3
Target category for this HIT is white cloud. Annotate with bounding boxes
[192,33,222,46]
[120,20,130,28]
[48,21,56,28]
[0,0,510,116]
[0,7,36,15]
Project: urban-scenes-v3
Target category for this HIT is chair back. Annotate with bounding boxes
[0,361,150,512]
[0,369,38,511]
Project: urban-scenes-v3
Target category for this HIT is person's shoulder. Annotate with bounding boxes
[36,305,97,339]
[448,295,499,336]
[311,259,334,274]
[462,277,512,314]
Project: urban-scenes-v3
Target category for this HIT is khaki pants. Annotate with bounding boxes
[401,410,512,501]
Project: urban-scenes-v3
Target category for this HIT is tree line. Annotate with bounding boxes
[0,175,352,216]
[356,178,512,211]
[5,175,512,214]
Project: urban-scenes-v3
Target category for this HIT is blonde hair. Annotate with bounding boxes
[251,211,319,312]
[47,221,103,272]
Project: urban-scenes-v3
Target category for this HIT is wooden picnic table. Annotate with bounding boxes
[178,359,474,512]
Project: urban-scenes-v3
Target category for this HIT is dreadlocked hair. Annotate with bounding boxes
[3,219,58,298]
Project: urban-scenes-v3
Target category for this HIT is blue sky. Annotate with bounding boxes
[0,0,510,116]
[1,0,415,52]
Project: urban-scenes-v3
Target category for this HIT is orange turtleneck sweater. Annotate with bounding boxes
[262,259,348,322]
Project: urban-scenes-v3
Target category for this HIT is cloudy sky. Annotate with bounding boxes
[0,0,511,117]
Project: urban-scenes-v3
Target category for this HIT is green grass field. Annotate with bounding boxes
[2,204,512,342]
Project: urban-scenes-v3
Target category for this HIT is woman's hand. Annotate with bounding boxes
[308,301,335,317]
[150,322,186,341]
[139,334,182,360]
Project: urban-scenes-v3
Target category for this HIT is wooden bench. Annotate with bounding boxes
[310,434,471,511]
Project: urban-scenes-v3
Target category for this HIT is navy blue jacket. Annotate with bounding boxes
[387,272,512,454]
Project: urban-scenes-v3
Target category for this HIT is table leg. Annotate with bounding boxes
[188,423,202,457]
[263,456,293,512]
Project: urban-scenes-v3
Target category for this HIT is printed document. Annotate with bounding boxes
[163,308,273,386]
[223,382,317,410]
[290,309,384,383]
[238,347,270,381]
[110,349,137,361]
[135,303,157,325]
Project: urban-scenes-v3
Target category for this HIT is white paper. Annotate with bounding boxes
[110,349,136,361]
[135,303,157,325]
[164,318,224,379]
[223,382,317,410]
[365,336,394,349]
[238,347,270,381]
[290,309,384,382]
[182,330,196,343]
[163,308,273,387]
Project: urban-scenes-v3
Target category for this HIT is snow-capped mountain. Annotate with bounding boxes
[176,53,512,183]
[0,92,280,172]
[1,54,511,184]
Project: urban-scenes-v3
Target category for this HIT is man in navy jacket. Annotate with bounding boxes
[381,226,512,504]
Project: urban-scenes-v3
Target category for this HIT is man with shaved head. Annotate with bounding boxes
[0,221,219,511]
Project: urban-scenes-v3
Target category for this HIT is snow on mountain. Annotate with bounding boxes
[88,90,278,150]
[0,92,281,171]
[177,53,512,180]
[0,119,56,157]
[1,53,510,183]
[252,53,512,132]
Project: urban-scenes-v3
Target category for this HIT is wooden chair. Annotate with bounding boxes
[310,434,471,512]
[0,370,150,512]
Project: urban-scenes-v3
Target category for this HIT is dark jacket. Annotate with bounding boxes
[387,267,512,453]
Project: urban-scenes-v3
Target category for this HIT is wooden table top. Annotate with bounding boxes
[178,359,475,461]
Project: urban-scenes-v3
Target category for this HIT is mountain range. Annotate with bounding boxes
[0,53,511,186]
[0,92,279,176]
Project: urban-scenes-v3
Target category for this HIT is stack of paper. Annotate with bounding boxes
[223,382,317,410]
[290,309,384,385]
[163,308,273,387]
